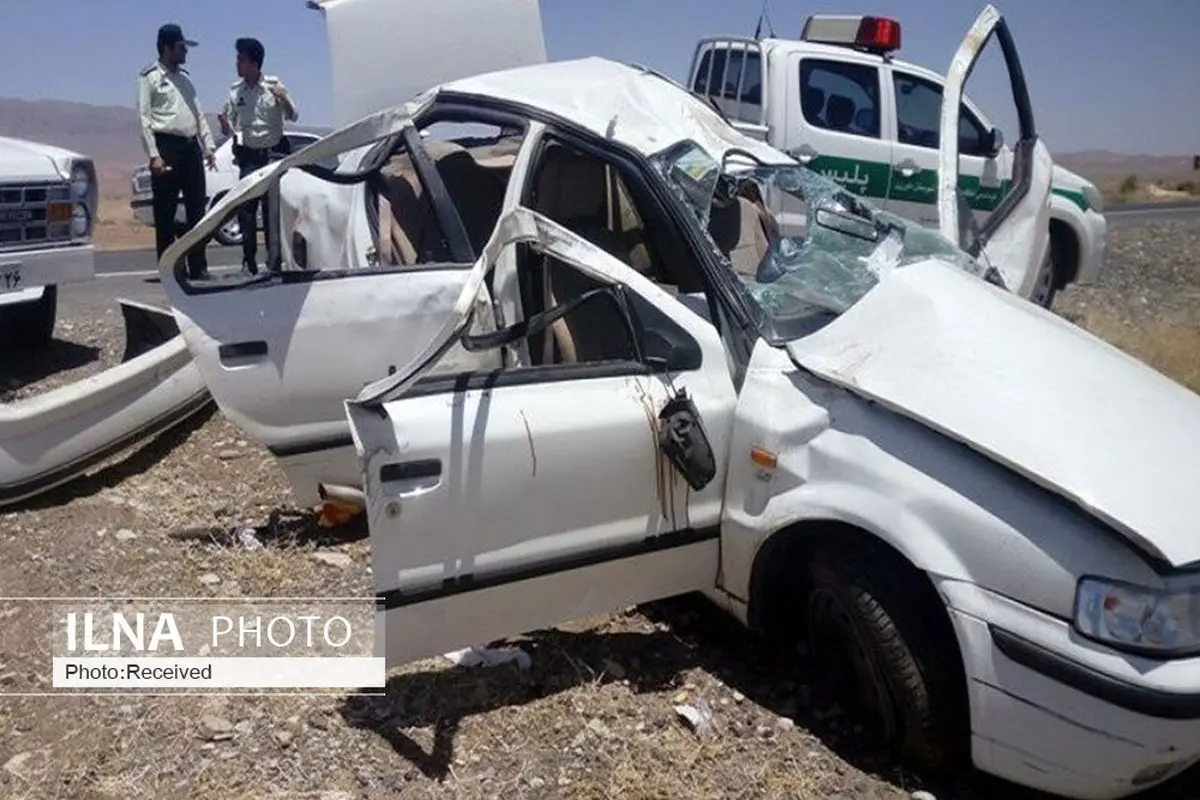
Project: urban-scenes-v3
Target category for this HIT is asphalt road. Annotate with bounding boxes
[1103,199,1200,225]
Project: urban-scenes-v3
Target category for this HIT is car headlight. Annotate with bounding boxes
[70,163,93,200]
[1075,576,1200,655]
[71,203,91,238]
[1082,183,1104,214]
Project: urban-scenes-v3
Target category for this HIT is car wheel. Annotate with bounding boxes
[1029,244,1057,309]
[805,543,968,771]
[0,285,57,349]
[211,195,244,247]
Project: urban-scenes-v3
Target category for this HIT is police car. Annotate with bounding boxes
[688,13,1107,309]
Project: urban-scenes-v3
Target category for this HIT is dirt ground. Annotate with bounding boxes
[1,216,1199,799]
[95,195,154,252]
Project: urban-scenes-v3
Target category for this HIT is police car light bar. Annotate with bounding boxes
[800,14,902,55]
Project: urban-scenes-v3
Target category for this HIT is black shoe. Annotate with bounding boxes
[241,260,259,276]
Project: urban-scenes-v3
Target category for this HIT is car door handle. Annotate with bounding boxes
[379,459,442,483]
[379,458,442,498]
[218,340,268,365]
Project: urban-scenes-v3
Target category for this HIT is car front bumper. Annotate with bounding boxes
[942,580,1200,799]
[0,243,94,301]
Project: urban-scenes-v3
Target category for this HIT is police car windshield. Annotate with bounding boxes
[654,141,988,341]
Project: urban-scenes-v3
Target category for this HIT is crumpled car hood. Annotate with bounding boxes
[786,258,1200,568]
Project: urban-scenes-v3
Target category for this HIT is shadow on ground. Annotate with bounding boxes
[340,594,1200,799]
[0,339,101,400]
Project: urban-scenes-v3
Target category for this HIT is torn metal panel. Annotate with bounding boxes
[158,94,435,280]
[0,300,211,507]
[311,0,547,129]
[785,257,1200,568]
[442,57,791,166]
[937,4,1001,247]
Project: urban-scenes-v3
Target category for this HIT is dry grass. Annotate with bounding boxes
[95,196,153,252]
[95,166,153,251]
[1074,311,1200,393]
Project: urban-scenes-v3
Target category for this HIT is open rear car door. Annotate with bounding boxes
[937,4,1051,299]
[344,206,736,668]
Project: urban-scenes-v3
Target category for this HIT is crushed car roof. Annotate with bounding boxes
[165,57,791,267]
[441,56,788,163]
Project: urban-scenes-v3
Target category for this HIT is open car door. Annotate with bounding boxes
[937,4,1051,300]
[345,206,736,668]
[157,102,510,506]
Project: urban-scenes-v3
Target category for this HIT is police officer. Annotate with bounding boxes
[137,23,217,281]
[218,37,298,275]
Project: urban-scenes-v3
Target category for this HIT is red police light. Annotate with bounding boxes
[856,17,901,53]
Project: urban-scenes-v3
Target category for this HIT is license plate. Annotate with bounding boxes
[0,263,22,293]
[0,208,34,224]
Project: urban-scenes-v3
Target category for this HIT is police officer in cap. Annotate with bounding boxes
[137,23,217,280]
[218,37,298,275]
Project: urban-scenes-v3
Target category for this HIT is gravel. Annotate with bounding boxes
[0,217,1197,799]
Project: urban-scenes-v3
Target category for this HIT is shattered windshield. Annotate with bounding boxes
[654,141,993,341]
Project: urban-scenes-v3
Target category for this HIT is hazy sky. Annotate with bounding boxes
[1,0,1196,155]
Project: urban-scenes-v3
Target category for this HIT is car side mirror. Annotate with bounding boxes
[985,127,1004,157]
[652,383,716,491]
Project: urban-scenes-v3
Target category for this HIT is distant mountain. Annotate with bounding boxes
[0,97,330,178]
[1052,149,1196,182]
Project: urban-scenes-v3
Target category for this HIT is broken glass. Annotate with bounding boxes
[654,141,991,341]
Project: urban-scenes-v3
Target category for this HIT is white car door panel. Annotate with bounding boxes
[346,207,736,668]
[167,269,501,454]
[938,5,1051,299]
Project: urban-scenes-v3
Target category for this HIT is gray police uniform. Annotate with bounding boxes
[222,75,298,271]
[137,60,215,276]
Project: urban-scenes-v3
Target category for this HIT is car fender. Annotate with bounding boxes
[1047,192,1099,285]
[0,299,211,507]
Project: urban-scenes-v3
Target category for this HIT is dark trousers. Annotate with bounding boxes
[150,133,207,278]
[234,137,291,271]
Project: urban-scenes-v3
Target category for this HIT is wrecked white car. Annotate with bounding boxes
[161,6,1200,799]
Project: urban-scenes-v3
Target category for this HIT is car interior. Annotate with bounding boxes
[368,123,778,370]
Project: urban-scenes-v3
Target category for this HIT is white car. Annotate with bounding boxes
[129,128,331,246]
[160,6,1200,799]
[0,136,97,347]
[687,12,1108,309]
